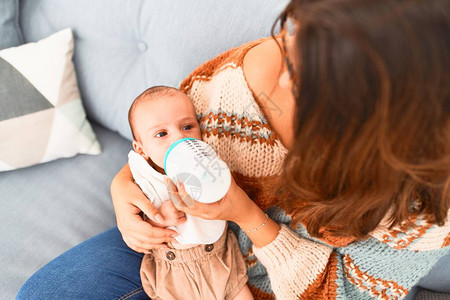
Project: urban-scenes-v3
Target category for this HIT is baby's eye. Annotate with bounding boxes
[155,131,167,138]
[183,125,193,130]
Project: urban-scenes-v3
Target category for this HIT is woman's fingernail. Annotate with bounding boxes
[155,214,164,223]
[171,233,179,237]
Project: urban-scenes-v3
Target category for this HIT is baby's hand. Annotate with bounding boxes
[154,200,187,227]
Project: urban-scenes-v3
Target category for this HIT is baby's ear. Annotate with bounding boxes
[132,140,140,152]
[132,140,148,159]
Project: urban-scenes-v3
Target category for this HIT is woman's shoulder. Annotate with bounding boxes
[242,36,284,99]
[179,36,279,93]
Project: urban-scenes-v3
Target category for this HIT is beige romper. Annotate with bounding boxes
[140,225,248,300]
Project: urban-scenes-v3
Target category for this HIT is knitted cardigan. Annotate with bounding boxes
[179,37,450,300]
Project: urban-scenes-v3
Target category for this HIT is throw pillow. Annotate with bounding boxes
[0,28,101,171]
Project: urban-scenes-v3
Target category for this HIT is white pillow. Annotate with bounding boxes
[0,28,101,171]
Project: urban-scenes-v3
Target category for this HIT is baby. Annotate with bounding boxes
[128,86,253,300]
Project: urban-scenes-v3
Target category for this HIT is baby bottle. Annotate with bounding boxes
[164,138,231,203]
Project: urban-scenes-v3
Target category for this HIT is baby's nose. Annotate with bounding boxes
[171,130,188,143]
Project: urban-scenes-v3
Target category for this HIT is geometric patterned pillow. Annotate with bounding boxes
[0,28,101,171]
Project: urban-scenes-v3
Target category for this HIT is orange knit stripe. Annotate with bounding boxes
[199,111,279,146]
[248,284,276,300]
[231,171,281,211]
[343,255,408,299]
[288,209,357,247]
[300,252,340,300]
[200,111,268,129]
[242,248,259,269]
[316,228,357,248]
[245,256,258,268]
[380,219,433,250]
[203,131,273,146]
[443,232,450,247]
[183,63,241,88]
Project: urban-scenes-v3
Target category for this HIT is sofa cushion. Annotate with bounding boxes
[0,0,23,49]
[415,289,450,300]
[19,0,289,141]
[0,28,101,171]
[0,123,131,297]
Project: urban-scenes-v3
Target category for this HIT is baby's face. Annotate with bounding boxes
[132,93,202,171]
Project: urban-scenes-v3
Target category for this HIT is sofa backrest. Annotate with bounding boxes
[20,0,288,141]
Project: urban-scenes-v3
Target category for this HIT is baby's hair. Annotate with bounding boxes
[128,85,182,141]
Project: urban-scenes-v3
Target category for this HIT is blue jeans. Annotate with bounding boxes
[17,227,150,300]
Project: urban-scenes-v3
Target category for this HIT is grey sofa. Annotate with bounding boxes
[0,1,448,299]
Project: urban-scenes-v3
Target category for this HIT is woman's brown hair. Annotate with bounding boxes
[272,0,450,238]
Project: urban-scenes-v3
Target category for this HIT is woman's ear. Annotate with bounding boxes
[278,70,292,90]
[132,140,149,159]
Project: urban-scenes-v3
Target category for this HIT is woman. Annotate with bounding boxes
[19,0,449,299]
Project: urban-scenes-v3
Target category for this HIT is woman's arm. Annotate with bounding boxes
[110,163,180,253]
[251,217,450,299]
[251,224,334,299]
[234,201,281,248]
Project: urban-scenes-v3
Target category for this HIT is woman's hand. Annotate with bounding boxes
[164,173,282,248]
[111,164,180,253]
[164,174,256,224]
